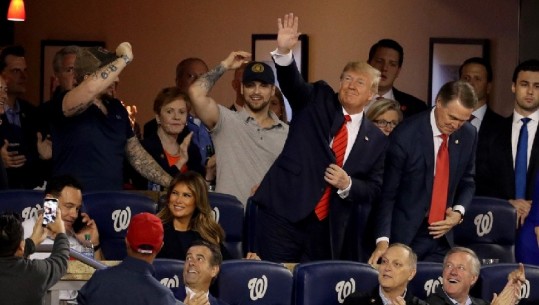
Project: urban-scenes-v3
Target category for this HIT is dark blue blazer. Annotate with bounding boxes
[253,60,388,259]
[476,114,539,200]
[393,87,428,118]
[176,284,229,305]
[375,110,477,245]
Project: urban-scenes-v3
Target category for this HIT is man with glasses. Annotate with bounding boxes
[426,247,525,305]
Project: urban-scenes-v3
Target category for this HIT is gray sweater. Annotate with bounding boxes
[0,233,70,305]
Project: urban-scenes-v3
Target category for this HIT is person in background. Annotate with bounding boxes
[0,210,69,305]
[230,63,247,111]
[157,171,258,260]
[366,98,403,135]
[77,212,184,305]
[270,86,289,124]
[366,39,428,117]
[0,75,8,189]
[132,87,205,191]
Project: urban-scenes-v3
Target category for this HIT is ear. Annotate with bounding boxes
[408,268,417,281]
[211,265,220,279]
[155,114,160,124]
[470,274,478,286]
[511,82,516,94]
[487,82,493,95]
[394,66,402,79]
[271,85,276,97]
[14,240,25,257]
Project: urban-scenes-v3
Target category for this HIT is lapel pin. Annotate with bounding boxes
[365,136,369,141]
[455,139,459,145]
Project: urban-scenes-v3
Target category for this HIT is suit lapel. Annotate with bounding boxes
[420,115,435,194]
[343,117,370,170]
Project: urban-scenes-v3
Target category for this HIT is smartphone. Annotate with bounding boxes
[42,198,58,227]
[72,210,85,233]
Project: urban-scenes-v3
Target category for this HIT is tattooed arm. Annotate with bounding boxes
[62,42,133,117]
[188,51,251,129]
[125,136,172,188]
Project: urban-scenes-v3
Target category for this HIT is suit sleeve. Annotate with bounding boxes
[375,134,408,239]
[274,58,314,113]
[453,129,477,211]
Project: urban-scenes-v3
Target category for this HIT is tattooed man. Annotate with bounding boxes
[47,43,172,191]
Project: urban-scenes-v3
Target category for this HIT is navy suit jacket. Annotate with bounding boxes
[393,87,428,118]
[375,110,477,245]
[476,114,539,200]
[254,60,388,259]
[176,285,228,305]
[344,287,427,305]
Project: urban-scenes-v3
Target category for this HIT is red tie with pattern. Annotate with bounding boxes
[314,115,351,220]
[429,134,449,224]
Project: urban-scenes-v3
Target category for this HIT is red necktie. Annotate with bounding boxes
[315,115,351,220]
[429,134,449,224]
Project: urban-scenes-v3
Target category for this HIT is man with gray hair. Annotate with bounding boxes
[426,247,525,305]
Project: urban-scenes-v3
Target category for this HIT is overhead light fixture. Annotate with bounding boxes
[7,0,26,22]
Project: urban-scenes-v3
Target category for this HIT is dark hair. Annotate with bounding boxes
[45,175,83,198]
[512,59,539,82]
[189,239,223,267]
[368,39,403,67]
[0,45,25,72]
[153,86,190,114]
[459,57,493,82]
[0,213,23,257]
[436,80,477,109]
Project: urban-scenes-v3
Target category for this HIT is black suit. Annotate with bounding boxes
[426,287,488,305]
[375,110,476,260]
[344,287,427,305]
[0,99,50,189]
[476,113,539,200]
[393,87,428,118]
[253,60,388,262]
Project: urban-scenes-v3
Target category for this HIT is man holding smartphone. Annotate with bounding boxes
[22,175,103,303]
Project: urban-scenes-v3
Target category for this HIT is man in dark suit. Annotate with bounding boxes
[253,13,388,262]
[367,39,428,118]
[475,60,539,229]
[426,247,525,305]
[344,243,427,305]
[178,240,228,305]
[369,81,477,264]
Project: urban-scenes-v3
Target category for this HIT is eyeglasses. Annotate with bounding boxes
[373,120,398,128]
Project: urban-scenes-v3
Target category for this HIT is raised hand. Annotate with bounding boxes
[277,13,300,54]
[115,42,133,63]
[221,51,251,70]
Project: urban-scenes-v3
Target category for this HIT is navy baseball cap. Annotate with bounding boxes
[242,61,275,85]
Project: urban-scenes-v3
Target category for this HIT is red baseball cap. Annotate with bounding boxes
[126,213,164,254]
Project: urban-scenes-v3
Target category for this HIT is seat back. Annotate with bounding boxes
[208,192,244,259]
[454,196,517,262]
[153,258,185,300]
[476,264,539,304]
[293,261,378,305]
[212,260,293,305]
[83,191,157,260]
[0,190,44,221]
[408,262,444,300]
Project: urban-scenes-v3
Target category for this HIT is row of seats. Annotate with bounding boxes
[0,190,519,262]
[153,259,539,305]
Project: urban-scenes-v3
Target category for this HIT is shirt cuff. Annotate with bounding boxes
[376,237,389,244]
[453,205,465,216]
[337,176,352,199]
[270,48,293,66]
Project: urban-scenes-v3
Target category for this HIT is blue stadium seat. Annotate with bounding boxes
[476,263,539,304]
[408,262,444,300]
[294,261,378,305]
[153,258,185,300]
[208,192,245,259]
[212,259,293,305]
[0,190,43,221]
[454,196,517,263]
[83,191,157,260]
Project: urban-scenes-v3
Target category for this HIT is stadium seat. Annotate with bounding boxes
[293,261,378,305]
[153,258,185,300]
[212,259,293,305]
[454,196,517,263]
[208,192,245,259]
[83,191,157,260]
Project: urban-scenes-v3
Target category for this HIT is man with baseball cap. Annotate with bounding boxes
[46,43,172,192]
[188,53,289,206]
[77,213,183,305]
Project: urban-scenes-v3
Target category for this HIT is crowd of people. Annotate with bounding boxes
[0,11,538,305]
